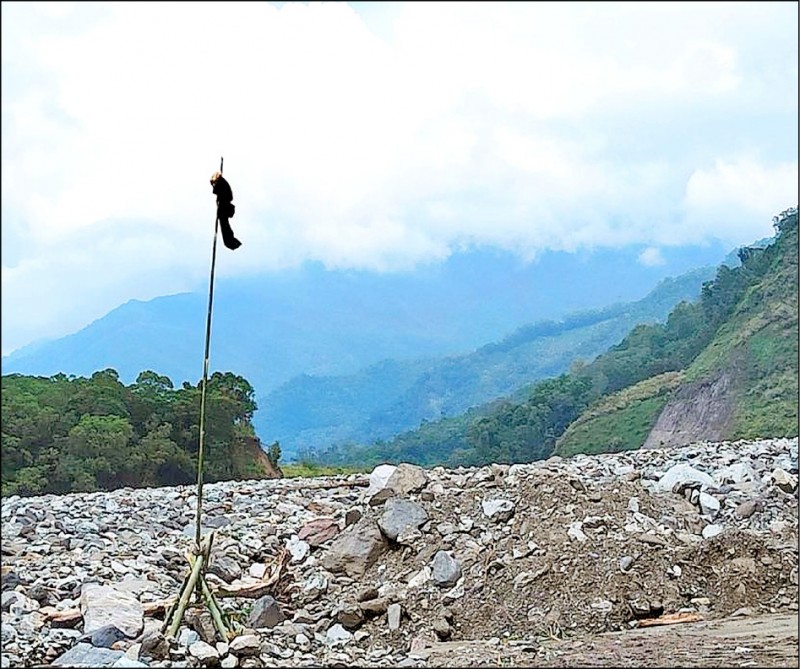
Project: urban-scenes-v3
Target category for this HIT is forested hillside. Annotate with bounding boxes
[314,207,798,468]
[258,266,717,458]
[1,370,278,497]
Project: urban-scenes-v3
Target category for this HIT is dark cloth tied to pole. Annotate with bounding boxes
[210,171,242,250]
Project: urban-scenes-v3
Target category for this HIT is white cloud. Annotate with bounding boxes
[1,1,797,354]
[638,247,666,267]
[683,157,799,244]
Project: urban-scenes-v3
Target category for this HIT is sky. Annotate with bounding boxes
[2,1,797,356]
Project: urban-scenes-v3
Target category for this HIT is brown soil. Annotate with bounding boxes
[416,612,799,667]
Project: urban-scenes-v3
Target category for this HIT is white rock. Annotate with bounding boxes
[407,566,432,589]
[365,464,398,499]
[286,535,310,563]
[325,624,353,646]
[248,562,267,579]
[387,603,402,630]
[698,492,721,518]
[481,499,515,521]
[655,463,715,493]
[702,524,723,539]
[567,521,588,542]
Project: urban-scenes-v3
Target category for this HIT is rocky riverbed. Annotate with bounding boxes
[1,437,797,668]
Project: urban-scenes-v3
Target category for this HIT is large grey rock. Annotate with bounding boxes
[247,594,285,629]
[385,463,428,495]
[52,643,124,667]
[431,550,461,588]
[321,518,389,577]
[80,584,144,638]
[378,498,428,541]
[78,624,128,648]
[208,555,242,583]
[713,462,758,485]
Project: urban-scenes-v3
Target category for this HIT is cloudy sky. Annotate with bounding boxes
[2,1,797,356]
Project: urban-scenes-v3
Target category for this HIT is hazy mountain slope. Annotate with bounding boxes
[257,267,717,457]
[1,245,728,417]
[312,209,797,468]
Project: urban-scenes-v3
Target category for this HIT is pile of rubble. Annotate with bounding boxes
[1,437,797,668]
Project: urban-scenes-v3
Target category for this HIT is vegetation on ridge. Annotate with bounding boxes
[312,207,798,468]
[1,370,272,497]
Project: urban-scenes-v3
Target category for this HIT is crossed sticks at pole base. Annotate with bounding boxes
[161,532,231,642]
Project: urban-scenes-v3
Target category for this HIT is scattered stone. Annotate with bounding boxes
[387,603,402,630]
[481,498,515,522]
[247,595,285,629]
[325,624,353,646]
[368,488,396,507]
[385,463,428,496]
[698,492,721,518]
[139,630,169,661]
[567,521,588,542]
[357,586,379,602]
[188,639,220,665]
[365,464,397,499]
[298,518,339,547]
[80,584,144,638]
[186,608,217,645]
[336,603,365,629]
[735,500,762,519]
[208,555,242,583]
[619,556,634,572]
[321,518,389,577]
[286,535,311,563]
[655,463,716,493]
[1,437,796,668]
[344,508,363,527]
[431,550,461,588]
[702,524,724,539]
[229,634,260,657]
[78,624,128,649]
[432,618,451,640]
[378,498,429,541]
[52,642,124,667]
[360,597,389,616]
[770,468,798,494]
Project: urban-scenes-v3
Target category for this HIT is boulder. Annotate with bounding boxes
[321,518,388,577]
[80,584,144,638]
[378,498,429,541]
[655,463,715,493]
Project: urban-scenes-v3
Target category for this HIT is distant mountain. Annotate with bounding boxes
[313,208,797,468]
[257,266,718,457]
[1,243,729,428]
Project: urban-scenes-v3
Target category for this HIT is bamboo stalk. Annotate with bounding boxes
[199,573,229,640]
[166,550,206,639]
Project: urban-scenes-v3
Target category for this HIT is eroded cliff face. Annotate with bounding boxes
[643,372,736,449]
